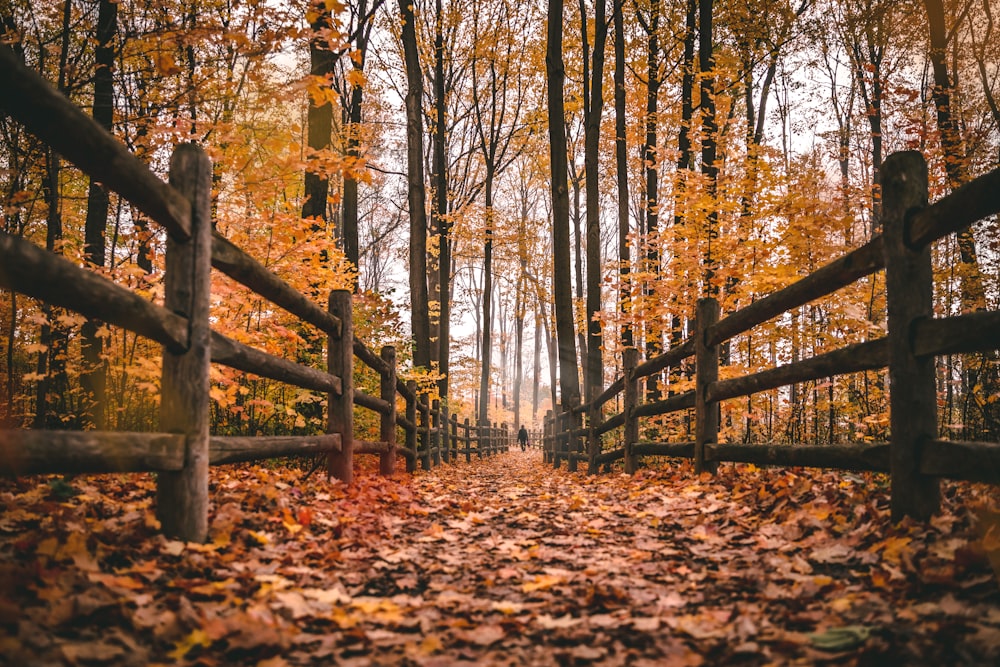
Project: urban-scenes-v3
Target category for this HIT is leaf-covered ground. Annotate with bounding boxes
[2,451,999,666]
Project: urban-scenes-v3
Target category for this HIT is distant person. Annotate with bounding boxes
[517,425,528,451]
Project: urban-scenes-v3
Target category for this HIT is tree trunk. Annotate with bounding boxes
[533,300,543,419]
[582,0,608,404]
[613,0,631,350]
[398,0,432,370]
[34,0,73,430]
[434,0,452,409]
[81,0,118,430]
[302,0,335,223]
[570,166,587,364]
[640,0,661,367]
[479,172,495,428]
[923,0,986,311]
[340,0,373,275]
[669,0,697,392]
[514,268,525,431]
[547,0,581,410]
[700,0,718,294]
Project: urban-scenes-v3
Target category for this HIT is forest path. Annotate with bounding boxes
[2,451,999,665]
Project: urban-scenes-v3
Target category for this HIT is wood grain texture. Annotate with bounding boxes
[209,435,341,465]
[157,144,213,542]
[694,298,720,474]
[380,346,398,476]
[706,442,890,471]
[327,290,354,483]
[882,151,939,520]
[0,430,185,474]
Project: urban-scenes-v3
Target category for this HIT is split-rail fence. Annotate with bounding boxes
[0,45,509,543]
[544,150,1000,521]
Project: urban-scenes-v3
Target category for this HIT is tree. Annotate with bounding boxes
[581,0,609,405]
[547,0,581,411]
[922,0,986,311]
[33,0,75,429]
[336,0,383,274]
[432,0,452,416]
[302,0,337,224]
[81,0,119,430]
[637,0,663,368]
[612,0,631,349]
[398,0,432,372]
[700,0,718,294]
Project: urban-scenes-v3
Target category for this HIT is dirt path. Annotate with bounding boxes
[2,451,999,665]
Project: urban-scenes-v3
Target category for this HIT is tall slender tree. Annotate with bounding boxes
[547,0,581,410]
[922,0,986,311]
[302,0,336,224]
[638,0,662,360]
[81,0,119,429]
[700,0,718,294]
[613,0,632,349]
[433,0,452,422]
[337,0,382,275]
[581,0,608,404]
[398,0,432,371]
[34,0,74,429]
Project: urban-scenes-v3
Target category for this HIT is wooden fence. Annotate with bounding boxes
[0,44,509,543]
[544,150,1000,521]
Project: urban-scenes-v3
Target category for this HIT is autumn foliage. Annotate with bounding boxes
[2,452,999,665]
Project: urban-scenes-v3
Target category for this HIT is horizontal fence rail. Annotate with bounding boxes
[545,151,1000,521]
[0,42,509,544]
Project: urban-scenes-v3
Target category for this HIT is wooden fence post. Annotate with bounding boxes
[695,297,720,475]
[157,144,212,542]
[406,380,417,473]
[567,411,580,472]
[420,396,431,470]
[544,410,552,463]
[587,402,602,475]
[431,400,441,466]
[440,401,450,464]
[560,411,570,469]
[327,289,354,483]
[623,347,639,474]
[882,151,939,520]
[450,413,458,462]
[379,346,397,476]
[552,411,562,468]
[464,417,472,462]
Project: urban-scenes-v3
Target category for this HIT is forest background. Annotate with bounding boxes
[1,0,998,449]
